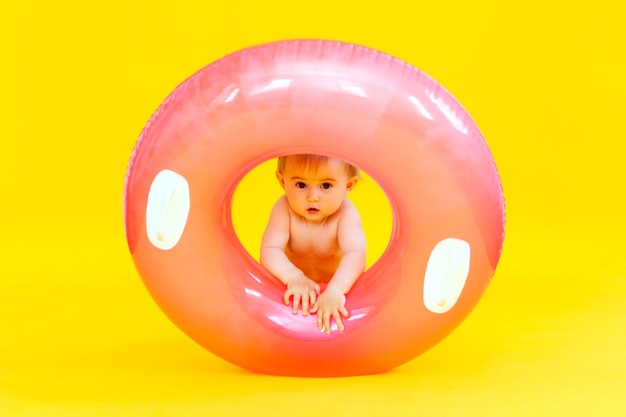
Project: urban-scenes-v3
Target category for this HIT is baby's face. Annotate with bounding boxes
[278,158,356,223]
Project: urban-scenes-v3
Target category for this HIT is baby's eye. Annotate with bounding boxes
[321,183,333,190]
[295,182,307,189]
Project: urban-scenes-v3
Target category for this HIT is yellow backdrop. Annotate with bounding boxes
[1,1,624,416]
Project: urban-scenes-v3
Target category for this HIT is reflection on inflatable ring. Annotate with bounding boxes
[124,39,505,377]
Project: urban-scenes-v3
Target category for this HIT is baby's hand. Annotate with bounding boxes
[284,276,321,316]
[310,286,349,334]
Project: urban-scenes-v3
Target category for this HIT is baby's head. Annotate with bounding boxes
[276,154,360,221]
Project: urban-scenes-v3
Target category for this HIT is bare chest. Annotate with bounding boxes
[286,218,340,257]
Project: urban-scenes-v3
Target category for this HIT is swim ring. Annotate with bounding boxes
[124,39,505,377]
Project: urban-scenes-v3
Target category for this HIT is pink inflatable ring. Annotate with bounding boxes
[124,39,505,377]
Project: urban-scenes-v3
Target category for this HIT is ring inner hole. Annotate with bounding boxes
[231,157,394,274]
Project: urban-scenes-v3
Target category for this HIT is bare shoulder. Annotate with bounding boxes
[265,196,291,231]
[336,198,366,251]
[273,195,288,209]
[338,198,362,221]
[269,195,290,216]
[262,196,291,246]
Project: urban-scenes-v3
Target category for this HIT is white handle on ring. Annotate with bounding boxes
[145,169,190,250]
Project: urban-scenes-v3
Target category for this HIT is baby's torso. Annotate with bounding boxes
[285,214,342,283]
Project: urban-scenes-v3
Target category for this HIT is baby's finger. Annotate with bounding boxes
[323,312,332,335]
[310,301,318,314]
[309,290,318,306]
[292,293,301,314]
[283,289,292,306]
[301,293,310,316]
[339,305,349,318]
[333,311,345,332]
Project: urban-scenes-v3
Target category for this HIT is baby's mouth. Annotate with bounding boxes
[307,208,320,214]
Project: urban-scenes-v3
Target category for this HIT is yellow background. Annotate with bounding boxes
[1,0,625,416]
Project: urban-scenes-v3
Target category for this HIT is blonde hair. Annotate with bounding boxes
[277,154,360,179]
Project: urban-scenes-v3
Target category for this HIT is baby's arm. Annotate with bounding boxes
[260,197,320,316]
[311,202,366,333]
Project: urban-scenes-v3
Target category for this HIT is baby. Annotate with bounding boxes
[260,154,366,334]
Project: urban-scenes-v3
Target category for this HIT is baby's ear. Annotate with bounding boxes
[345,177,358,192]
[275,171,286,188]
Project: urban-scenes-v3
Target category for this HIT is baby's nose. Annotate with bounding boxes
[307,189,320,201]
